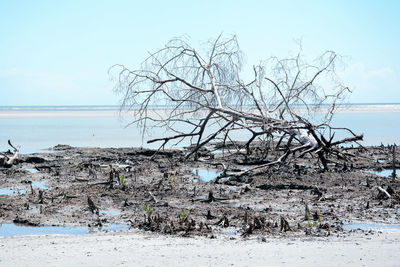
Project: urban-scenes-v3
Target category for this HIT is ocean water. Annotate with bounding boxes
[331,111,400,146]
[0,104,399,153]
[0,111,162,153]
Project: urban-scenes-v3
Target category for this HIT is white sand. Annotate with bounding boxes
[335,104,400,113]
[0,110,121,118]
[0,104,399,118]
[1,229,399,266]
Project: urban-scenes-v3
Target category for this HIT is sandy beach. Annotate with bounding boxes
[0,104,400,119]
[0,110,121,118]
[1,228,399,266]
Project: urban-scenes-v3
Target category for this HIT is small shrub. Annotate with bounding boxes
[180,210,188,223]
[142,204,153,217]
[119,175,127,188]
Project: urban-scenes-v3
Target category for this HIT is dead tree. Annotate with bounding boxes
[110,34,362,171]
[0,140,20,168]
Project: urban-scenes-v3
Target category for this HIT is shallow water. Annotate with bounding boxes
[29,205,40,214]
[0,188,27,196]
[31,181,49,190]
[191,169,221,183]
[343,223,400,230]
[364,169,399,178]
[99,210,121,216]
[0,223,129,236]
[1,105,399,153]
[329,111,400,146]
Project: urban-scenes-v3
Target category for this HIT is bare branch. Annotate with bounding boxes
[111,34,360,171]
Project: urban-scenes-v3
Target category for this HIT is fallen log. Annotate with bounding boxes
[0,140,20,168]
[377,186,391,199]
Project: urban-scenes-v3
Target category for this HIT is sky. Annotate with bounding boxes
[1,0,399,106]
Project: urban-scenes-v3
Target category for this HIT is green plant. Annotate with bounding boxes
[142,204,153,217]
[180,210,188,223]
[168,174,176,190]
[307,215,323,228]
[119,175,127,187]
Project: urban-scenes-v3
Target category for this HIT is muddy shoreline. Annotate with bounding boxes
[0,144,399,239]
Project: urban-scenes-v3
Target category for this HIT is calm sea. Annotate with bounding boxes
[0,104,399,153]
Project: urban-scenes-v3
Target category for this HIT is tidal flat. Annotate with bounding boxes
[0,143,399,239]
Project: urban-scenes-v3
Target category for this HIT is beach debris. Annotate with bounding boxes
[215,214,229,227]
[0,140,20,168]
[13,216,39,226]
[200,190,229,203]
[87,196,99,215]
[377,186,391,199]
[206,210,216,220]
[38,190,45,204]
[241,223,254,237]
[205,190,215,203]
[112,34,363,174]
[304,204,310,221]
[24,156,46,164]
[280,217,291,232]
[391,144,397,179]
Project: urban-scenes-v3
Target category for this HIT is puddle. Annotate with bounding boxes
[343,223,400,230]
[397,208,400,215]
[0,223,129,236]
[0,188,27,196]
[31,181,49,190]
[25,168,39,174]
[211,149,225,155]
[30,205,40,214]
[191,169,221,183]
[227,199,241,208]
[99,210,121,216]
[227,231,237,236]
[364,169,399,178]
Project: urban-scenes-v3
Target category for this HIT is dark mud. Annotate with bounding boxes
[0,144,399,238]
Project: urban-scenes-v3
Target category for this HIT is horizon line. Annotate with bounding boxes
[1,102,400,108]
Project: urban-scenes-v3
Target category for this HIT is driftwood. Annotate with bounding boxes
[87,196,99,215]
[392,144,397,179]
[280,216,291,232]
[112,34,363,172]
[0,140,20,168]
[377,186,391,199]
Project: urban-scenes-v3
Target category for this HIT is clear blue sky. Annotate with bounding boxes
[1,0,399,105]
